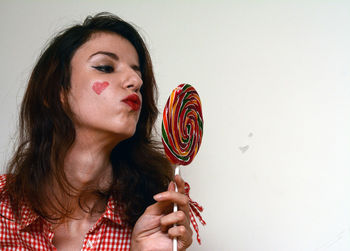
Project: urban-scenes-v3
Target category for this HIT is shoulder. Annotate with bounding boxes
[0,174,15,221]
[0,174,11,204]
[0,174,7,191]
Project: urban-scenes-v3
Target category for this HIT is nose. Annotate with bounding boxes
[122,66,143,92]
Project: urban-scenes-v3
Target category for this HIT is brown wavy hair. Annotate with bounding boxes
[4,12,172,226]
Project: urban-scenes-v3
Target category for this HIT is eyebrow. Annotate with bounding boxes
[89,51,119,60]
[88,51,141,72]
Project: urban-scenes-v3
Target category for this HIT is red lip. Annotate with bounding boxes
[122,94,141,111]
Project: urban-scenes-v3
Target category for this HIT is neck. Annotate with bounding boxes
[64,129,120,191]
[47,128,125,221]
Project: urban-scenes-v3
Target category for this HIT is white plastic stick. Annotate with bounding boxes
[173,166,180,251]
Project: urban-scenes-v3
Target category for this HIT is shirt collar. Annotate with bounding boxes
[11,195,126,230]
[102,196,126,227]
[18,200,40,230]
[0,196,40,231]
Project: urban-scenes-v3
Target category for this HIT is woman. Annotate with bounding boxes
[0,12,193,250]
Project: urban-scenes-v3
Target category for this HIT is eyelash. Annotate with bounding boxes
[92,65,114,73]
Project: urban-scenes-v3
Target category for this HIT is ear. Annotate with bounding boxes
[43,99,49,108]
[60,88,66,104]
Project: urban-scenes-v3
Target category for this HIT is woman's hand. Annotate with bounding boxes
[130,175,193,251]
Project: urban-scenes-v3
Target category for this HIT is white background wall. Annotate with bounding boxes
[1,1,350,250]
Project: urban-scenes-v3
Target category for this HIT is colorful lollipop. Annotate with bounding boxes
[161,83,204,250]
[162,83,203,166]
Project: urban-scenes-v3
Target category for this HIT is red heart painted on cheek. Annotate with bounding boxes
[92,81,110,95]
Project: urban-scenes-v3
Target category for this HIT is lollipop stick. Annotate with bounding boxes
[173,166,180,251]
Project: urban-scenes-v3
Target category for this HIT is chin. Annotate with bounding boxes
[116,127,137,141]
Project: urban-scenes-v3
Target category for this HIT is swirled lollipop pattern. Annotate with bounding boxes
[162,84,203,165]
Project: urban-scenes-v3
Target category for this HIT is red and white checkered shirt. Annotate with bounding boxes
[0,175,132,250]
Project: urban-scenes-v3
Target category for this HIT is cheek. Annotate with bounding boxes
[92,81,110,95]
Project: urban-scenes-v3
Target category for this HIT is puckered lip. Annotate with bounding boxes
[122,94,141,111]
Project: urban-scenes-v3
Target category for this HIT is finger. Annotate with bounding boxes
[149,180,187,216]
[174,175,186,194]
[159,210,190,232]
[154,191,190,225]
[168,181,176,192]
[168,225,193,250]
[153,191,189,209]
[143,200,173,216]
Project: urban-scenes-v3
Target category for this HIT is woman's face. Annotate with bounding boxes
[68,32,143,141]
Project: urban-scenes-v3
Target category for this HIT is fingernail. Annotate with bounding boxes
[169,181,176,191]
[153,194,162,200]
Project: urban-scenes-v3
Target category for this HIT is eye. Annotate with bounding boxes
[132,65,142,79]
[136,70,142,79]
[92,65,114,73]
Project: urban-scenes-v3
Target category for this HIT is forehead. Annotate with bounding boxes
[72,31,139,63]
